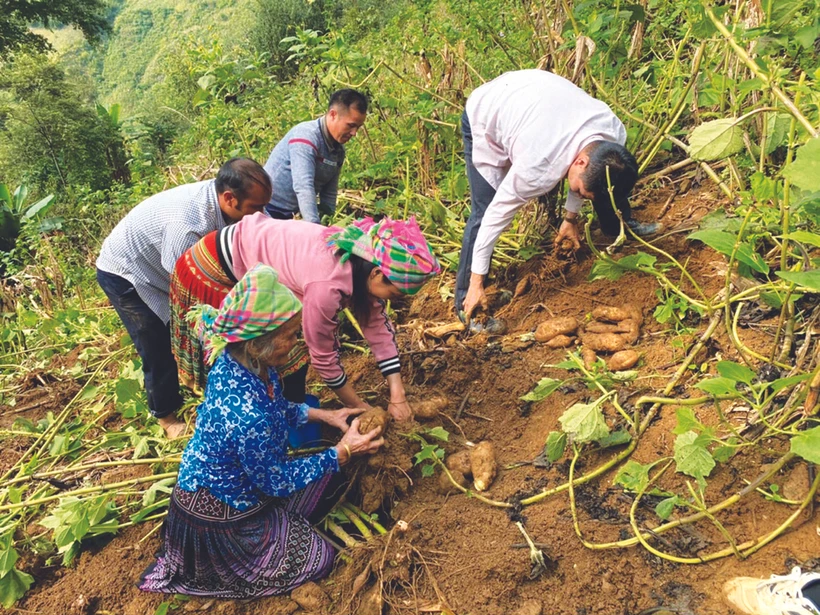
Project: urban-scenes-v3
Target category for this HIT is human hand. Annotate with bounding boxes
[554,219,582,251]
[462,275,488,323]
[321,407,365,433]
[387,399,412,422]
[336,419,384,464]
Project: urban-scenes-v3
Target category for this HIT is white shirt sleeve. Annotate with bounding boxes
[470,161,562,275]
[565,190,583,214]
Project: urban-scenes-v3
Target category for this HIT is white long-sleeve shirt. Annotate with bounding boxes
[465,69,627,275]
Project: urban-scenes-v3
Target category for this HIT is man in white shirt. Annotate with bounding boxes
[456,69,659,321]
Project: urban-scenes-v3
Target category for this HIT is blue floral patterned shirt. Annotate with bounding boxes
[177,351,339,510]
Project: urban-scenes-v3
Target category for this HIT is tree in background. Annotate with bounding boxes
[0,0,109,58]
[0,54,128,193]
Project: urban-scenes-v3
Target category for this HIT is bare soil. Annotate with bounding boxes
[4,185,819,615]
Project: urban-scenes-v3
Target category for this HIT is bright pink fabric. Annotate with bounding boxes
[231,213,399,384]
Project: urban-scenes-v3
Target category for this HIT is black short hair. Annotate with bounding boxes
[328,89,368,114]
[214,158,272,202]
[582,141,639,236]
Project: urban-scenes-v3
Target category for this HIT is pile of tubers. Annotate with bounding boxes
[533,304,642,371]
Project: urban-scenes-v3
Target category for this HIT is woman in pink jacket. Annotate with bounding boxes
[170,214,440,420]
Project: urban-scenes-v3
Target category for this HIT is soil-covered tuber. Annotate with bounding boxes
[438,469,469,494]
[358,407,389,435]
[445,450,473,476]
[607,349,639,371]
[469,441,497,492]
[581,333,627,353]
[413,395,448,419]
[545,334,575,348]
[534,317,578,342]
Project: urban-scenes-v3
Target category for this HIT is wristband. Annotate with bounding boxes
[388,399,407,405]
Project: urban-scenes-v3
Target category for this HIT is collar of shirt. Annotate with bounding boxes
[318,116,341,152]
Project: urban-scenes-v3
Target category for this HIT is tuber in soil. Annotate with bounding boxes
[358,407,389,435]
[469,441,497,491]
[534,317,578,342]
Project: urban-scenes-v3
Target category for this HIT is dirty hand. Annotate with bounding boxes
[319,407,365,433]
[462,274,488,323]
[554,219,582,251]
[387,399,413,422]
[336,419,384,463]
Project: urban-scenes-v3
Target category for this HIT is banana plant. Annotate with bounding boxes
[0,184,56,252]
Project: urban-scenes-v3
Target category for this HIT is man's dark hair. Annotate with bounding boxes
[215,158,272,201]
[582,142,639,236]
[328,89,368,114]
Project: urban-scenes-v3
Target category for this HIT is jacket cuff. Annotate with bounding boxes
[377,356,401,377]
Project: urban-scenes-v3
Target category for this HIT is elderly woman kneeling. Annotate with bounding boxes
[139,264,383,598]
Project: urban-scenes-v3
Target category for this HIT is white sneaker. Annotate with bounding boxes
[724,567,820,615]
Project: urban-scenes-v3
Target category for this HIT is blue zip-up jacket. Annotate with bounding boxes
[263,117,345,224]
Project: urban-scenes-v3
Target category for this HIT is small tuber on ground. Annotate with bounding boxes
[534,317,578,343]
[469,441,497,491]
[358,407,389,435]
[413,395,448,419]
[445,450,473,476]
[607,349,640,371]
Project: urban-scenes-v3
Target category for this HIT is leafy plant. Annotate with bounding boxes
[408,427,449,478]
[39,495,120,566]
[0,531,33,608]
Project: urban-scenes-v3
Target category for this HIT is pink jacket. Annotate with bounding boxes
[231,214,400,388]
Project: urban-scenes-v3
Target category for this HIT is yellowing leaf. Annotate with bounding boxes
[673,431,715,479]
[559,400,610,443]
[688,118,744,161]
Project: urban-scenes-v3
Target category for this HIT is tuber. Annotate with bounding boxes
[582,347,598,370]
[413,395,448,419]
[358,407,389,435]
[584,321,619,334]
[545,334,575,349]
[534,317,578,342]
[445,450,473,476]
[469,441,497,492]
[581,333,627,353]
[615,319,640,343]
[438,469,469,494]
[607,349,639,371]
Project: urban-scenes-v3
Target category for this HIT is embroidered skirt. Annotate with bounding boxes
[138,475,340,598]
[170,230,309,393]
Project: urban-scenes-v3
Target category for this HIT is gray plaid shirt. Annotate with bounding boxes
[96,180,226,323]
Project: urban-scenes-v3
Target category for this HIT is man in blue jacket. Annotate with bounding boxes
[264,89,367,223]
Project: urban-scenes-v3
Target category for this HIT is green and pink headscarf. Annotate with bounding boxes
[325,216,441,295]
[189,264,302,364]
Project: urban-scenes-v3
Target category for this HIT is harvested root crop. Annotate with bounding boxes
[615,319,640,343]
[424,321,466,338]
[545,334,574,349]
[582,347,598,370]
[607,349,639,371]
[414,396,448,419]
[356,583,383,615]
[469,441,497,491]
[592,304,641,323]
[445,450,473,476]
[358,407,389,435]
[581,333,627,353]
[438,469,468,494]
[534,317,578,342]
[584,322,619,334]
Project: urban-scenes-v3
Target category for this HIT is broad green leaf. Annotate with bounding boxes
[21,195,55,221]
[588,252,657,282]
[750,172,778,202]
[716,361,755,385]
[420,464,435,478]
[613,460,651,492]
[11,185,28,212]
[786,231,820,249]
[766,374,810,394]
[673,407,704,435]
[673,431,716,479]
[425,427,449,442]
[559,400,610,443]
[713,444,736,463]
[764,113,791,154]
[783,138,820,192]
[521,378,562,402]
[0,534,18,576]
[655,496,681,520]
[790,426,820,464]
[0,568,34,608]
[688,230,769,274]
[688,118,744,161]
[0,184,10,207]
[545,431,567,462]
[596,429,632,448]
[154,602,171,615]
[695,377,739,397]
[776,271,820,292]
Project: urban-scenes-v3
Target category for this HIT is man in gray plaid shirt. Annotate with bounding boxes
[96,158,271,438]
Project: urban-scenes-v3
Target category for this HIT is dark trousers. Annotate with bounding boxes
[455,110,497,316]
[281,364,308,404]
[96,269,182,419]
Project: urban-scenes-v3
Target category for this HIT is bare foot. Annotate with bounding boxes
[158,416,187,439]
